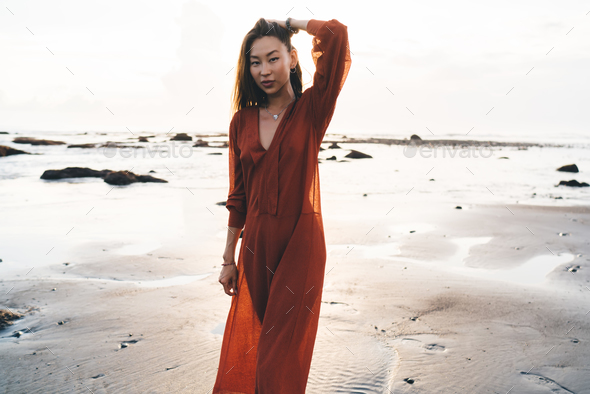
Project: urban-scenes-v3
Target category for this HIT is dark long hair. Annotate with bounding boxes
[230,18,303,120]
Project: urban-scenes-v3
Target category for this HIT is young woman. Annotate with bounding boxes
[214,16,351,393]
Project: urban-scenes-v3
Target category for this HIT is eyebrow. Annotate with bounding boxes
[250,49,278,59]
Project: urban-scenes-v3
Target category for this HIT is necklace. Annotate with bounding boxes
[264,96,296,121]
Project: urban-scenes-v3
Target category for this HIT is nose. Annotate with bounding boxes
[261,62,270,75]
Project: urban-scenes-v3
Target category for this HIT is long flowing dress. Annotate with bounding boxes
[213,18,351,394]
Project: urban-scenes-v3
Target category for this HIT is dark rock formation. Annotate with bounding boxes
[557,180,589,187]
[557,164,579,173]
[170,133,192,141]
[193,138,209,147]
[0,145,30,157]
[103,171,167,185]
[41,167,111,179]
[0,309,23,329]
[13,137,66,145]
[345,150,372,159]
[40,166,167,185]
[68,143,97,148]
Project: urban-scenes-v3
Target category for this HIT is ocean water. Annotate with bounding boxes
[1,130,589,281]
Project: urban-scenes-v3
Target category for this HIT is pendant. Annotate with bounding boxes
[273,114,278,120]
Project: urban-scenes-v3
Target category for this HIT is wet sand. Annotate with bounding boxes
[1,199,589,393]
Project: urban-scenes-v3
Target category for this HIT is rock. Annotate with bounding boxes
[13,137,66,145]
[410,134,422,141]
[557,180,589,187]
[41,167,167,185]
[326,155,337,160]
[138,136,149,142]
[0,145,30,157]
[557,164,579,173]
[498,156,509,159]
[344,150,372,159]
[67,143,98,149]
[455,206,462,209]
[170,133,192,141]
[328,142,341,149]
[208,152,222,155]
[0,131,9,134]
[41,167,111,180]
[103,171,167,185]
[0,309,23,329]
[193,138,209,147]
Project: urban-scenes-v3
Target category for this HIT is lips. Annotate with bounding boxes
[262,81,274,87]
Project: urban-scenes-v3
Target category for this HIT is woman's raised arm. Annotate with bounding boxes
[306,19,352,145]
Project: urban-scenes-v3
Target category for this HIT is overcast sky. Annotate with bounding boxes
[1,0,589,142]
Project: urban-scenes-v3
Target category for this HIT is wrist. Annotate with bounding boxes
[288,18,308,32]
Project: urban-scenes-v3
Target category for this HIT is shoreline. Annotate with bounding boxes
[2,200,589,392]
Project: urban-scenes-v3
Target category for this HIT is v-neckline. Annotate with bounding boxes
[256,101,294,153]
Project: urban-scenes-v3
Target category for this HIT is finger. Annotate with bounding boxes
[228,275,238,296]
[232,278,238,296]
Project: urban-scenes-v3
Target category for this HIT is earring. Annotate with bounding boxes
[290,67,296,73]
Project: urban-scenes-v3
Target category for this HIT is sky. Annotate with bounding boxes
[1,0,589,142]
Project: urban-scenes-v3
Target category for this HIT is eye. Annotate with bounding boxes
[270,57,278,62]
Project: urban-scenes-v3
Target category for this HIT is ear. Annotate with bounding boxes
[290,47,298,68]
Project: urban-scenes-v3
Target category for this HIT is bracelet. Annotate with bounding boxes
[221,261,236,267]
[286,17,299,34]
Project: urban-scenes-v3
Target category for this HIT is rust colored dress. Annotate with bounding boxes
[213,19,351,394]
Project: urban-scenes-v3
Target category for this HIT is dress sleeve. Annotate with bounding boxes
[306,19,352,145]
[226,112,247,229]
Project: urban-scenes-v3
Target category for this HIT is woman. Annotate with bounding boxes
[214,16,351,393]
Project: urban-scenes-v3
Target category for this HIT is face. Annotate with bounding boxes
[249,36,296,95]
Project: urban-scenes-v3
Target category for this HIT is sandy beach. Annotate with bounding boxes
[1,131,590,393]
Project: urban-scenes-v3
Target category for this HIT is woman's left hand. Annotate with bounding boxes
[265,18,287,30]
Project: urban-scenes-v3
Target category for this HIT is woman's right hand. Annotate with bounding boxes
[219,261,239,296]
